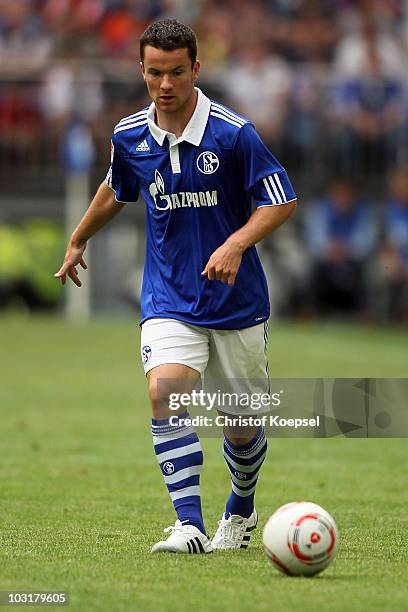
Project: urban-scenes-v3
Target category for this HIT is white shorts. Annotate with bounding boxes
[140,318,270,415]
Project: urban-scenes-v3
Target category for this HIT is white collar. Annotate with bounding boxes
[147,87,210,147]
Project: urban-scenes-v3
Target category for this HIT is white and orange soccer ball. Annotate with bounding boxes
[262,501,339,576]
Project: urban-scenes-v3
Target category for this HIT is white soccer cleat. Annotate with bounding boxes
[211,509,258,550]
[151,520,213,554]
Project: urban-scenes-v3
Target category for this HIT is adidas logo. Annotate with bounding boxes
[186,538,206,554]
[136,139,150,152]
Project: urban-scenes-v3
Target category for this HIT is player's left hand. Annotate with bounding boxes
[201,239,243,285]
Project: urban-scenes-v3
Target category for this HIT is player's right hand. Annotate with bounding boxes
[54,240,88,287]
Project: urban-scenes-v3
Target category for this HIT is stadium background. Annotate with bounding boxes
[1,0,408,321]
[1,3,408,611]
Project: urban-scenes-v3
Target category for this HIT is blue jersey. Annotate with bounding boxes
[107,88,296,329]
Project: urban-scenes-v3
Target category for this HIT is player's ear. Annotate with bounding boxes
[140,61,146,80]
[193,60,200,81]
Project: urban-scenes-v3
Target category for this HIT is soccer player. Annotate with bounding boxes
[55,19,297,554]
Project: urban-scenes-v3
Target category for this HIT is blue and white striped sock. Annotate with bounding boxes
[152,411,205,535]
[223,427,267,518]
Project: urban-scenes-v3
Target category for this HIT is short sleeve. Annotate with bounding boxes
[105,138,139,204]
[233,123,297,207]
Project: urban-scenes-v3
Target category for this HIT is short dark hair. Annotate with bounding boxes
[140,19,197,66]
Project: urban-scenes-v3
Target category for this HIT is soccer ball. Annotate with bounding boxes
[263,501,339,576]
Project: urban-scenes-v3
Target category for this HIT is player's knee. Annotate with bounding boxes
[148,378,166,417]
[224,422,265,446]
[148,375,184,419]
[224,428,259,446]
[147,376,159,404]
[226,433,254,446]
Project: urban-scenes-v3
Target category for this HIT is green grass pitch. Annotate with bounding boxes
[1,316,407,611]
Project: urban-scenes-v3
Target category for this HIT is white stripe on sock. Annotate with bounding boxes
[229,470,260,487]
[225,435,266,460]
[156,442,202,463]
[152,427,195,445]
[164,465,202,485]
[231,481,258,497]
[223,449,266,473]
[170,485,201,501]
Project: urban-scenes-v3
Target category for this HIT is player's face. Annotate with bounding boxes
[140,46,200,115]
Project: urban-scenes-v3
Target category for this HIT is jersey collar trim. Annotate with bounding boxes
[147,88,210,147]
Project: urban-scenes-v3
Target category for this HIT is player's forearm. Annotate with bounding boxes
[70,181,125,245]
[227,200,297,253]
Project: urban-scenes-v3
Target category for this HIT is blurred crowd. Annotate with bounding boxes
[263,170,408,323]
[0,0,408,321]
[2,0,408,174]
